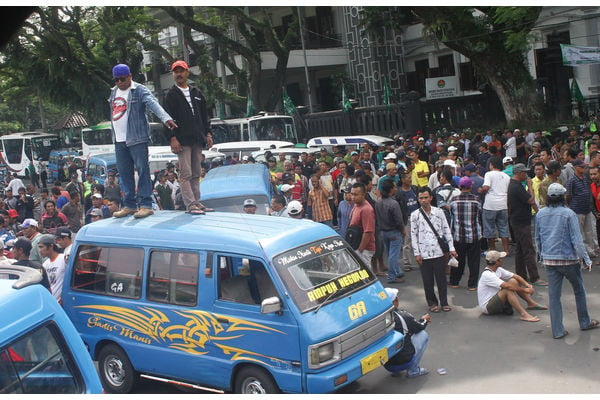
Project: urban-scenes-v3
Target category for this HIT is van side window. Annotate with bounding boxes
[217,256,278,305]
[0,323,82,394]
[71,245,143,298]
[147,251,199,306]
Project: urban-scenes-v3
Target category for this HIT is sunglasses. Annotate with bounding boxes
[114,76,128,83]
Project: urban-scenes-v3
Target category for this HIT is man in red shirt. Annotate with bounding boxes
[349,182,376,267]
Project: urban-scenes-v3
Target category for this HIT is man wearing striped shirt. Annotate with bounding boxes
[449,177,482,290]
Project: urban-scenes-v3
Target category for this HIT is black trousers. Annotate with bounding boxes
[449,241,481,288]
[420,256,448,307]
[512,222,540,282]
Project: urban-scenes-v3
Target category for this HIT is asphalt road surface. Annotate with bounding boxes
[132,242,600,394]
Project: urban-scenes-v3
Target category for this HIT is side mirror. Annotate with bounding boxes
[261,296,282,315]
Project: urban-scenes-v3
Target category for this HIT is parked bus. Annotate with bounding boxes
[0,132,59,178]
[81,121,168,158]
[210,114,298,144]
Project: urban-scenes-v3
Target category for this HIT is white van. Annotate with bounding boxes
[307,135,394,152]
[209,140,295,159]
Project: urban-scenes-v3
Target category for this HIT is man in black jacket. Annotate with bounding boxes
[163,60,214,215]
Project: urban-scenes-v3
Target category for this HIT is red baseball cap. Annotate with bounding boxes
[7,209,18,218]
[171,60,189,71]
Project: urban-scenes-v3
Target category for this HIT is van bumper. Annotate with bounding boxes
[304,330,403,393]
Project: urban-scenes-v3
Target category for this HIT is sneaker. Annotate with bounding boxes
[113,208,137,218]
[134,208,154,219]
[407,367,429,378]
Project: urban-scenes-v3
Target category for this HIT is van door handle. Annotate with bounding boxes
[217,317,229,324]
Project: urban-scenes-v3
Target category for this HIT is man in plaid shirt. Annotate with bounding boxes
[449,177,482,290]
[308,174,333,227]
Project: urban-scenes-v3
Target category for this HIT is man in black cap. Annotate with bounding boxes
[54,226,73,262]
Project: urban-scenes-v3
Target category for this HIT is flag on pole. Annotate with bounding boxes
[218,102,225,120]
[383,77,391,110]
[246,96,254,117]
[283,89,296,116]
[342,85,352,112]
[570,79,584,102]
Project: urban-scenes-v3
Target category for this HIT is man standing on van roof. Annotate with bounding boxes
[109,63,177,219]
[163,60,214,216]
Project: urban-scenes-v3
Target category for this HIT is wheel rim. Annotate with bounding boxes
[242,377,267,394]
[103,355,126,388]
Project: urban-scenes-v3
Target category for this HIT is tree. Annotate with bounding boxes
[362,6,543,125]
[0,6,163,127]
[162,6,300,113]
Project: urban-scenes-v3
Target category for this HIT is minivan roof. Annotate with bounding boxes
[74,211,337,260]
[200,163,272,200]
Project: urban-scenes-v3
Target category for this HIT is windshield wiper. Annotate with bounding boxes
[313,285,348,314]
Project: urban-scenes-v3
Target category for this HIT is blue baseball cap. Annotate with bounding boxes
[112,64,131,77]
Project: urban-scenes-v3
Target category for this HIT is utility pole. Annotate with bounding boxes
[297,7,313,114]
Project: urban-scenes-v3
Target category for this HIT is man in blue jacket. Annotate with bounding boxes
[109,63,177,219]
[535,182,599,339]
[163,60,214,215]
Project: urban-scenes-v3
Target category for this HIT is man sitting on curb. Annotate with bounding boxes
[477,250,547,322]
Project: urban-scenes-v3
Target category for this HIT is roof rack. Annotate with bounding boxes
[0,263,42,289]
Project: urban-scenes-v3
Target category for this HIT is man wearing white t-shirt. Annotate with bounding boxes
[38,235,66,304]
[477,250,545,322]
[479,156,511,254]
[109,63,177,219]
[163,60,214,215]
[503,130,517,158]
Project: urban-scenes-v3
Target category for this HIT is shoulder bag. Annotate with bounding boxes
[419,208,450,254]
[345,208,363,250]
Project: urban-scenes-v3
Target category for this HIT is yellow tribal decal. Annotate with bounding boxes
[77,305,285,364]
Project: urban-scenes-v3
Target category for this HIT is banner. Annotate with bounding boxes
[561,44,600,66]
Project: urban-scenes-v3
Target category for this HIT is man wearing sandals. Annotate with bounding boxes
[535,183,599,339]
[163,60,214,215]
[477,250,545,323]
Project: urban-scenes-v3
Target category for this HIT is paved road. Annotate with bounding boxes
[344,247,600,394]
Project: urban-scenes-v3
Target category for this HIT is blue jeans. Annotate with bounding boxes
[407,330,429,375]
[115,142,152,209]
[382,230,404,281]
[545,263,591,338]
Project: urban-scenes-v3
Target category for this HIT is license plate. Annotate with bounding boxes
[360,347,388,375]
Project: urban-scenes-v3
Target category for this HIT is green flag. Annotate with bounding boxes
[283,89,296,116]
[571,79,584,102]
[246,96,254,117]
[218,102,225,120]
[383,77,391,110]
[342,85,352,112]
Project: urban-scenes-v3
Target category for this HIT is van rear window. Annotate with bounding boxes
[273,238,375,313]
[71,245,144,298]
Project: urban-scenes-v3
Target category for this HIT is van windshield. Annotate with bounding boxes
[272,237,375,313]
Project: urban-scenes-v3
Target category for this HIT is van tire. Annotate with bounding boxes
[234,366,280,394]
[98,344,138,393]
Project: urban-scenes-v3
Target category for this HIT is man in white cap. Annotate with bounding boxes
[382,287,430,378]
[535,182,598,339]
[242,198,257,214]
[163,60,214,216]
[477,250,545,322]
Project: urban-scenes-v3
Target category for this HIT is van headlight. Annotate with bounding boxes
[309,340,340,368]
[385,310,393,328]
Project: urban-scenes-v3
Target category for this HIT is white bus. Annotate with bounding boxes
[210,113,298,144]
[81,121,168,158]
[0,132,60,178]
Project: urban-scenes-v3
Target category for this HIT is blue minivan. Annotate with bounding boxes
[48,149,80,181]
[0,265,103,394]
[200,163,274,214]
[62,212,403,393]
[85,153,117,186]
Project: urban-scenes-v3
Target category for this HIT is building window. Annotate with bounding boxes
[438,54,455,77]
